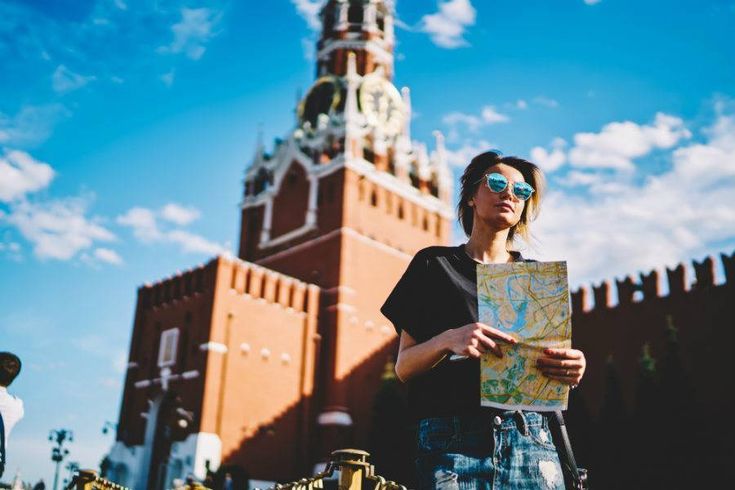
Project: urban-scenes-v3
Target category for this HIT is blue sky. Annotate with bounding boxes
[1,0,734,484]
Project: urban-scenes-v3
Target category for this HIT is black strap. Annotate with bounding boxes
[0,409,6,478]
[553,410,583,489]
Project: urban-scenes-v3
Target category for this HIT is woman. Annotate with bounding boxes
[380,151,586,489]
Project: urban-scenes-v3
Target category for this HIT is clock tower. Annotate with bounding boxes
[238,0,453,459]
[107,1,457,485]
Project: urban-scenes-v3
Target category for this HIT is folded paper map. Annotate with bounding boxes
[478,261,571,411]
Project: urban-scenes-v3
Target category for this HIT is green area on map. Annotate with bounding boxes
[478,261,571,411]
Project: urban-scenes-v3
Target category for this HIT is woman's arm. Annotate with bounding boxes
[395,323,517,382]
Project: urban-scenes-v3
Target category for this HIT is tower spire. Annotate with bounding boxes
[316,0,396,78]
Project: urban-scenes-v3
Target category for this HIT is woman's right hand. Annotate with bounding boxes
[439,322,517,358]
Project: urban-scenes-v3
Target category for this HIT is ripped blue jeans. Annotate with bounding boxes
[416,411,565,490]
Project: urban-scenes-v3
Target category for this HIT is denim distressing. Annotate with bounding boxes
[416,410,565,489]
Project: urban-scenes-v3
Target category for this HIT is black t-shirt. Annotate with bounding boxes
[380,244,528,420]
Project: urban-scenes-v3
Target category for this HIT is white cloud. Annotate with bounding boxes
[94,247,123,265]
[160,69,175,87]
[533,96,560,108]
[516,99,528,110]
[4,197,115,260]
[0,241,21,253]
[291,0,322,31]
[421,0,477,48]
[161,203,200,225]
[481,106,510,124]
[117,207,160,241]
[532,108,735,288]
[158,8,220,60]
[0,104,69,147]
[584,0,602,5]
[530,138,568,173]
[167,229,228,255]
[117,203,227,256]
[443,112,483,131]
[568,112,691,171]
[444,139,496,168]
[301,37,316,61]
[0,149,55,202]
[443,105,510,132]
[52,65,95,93]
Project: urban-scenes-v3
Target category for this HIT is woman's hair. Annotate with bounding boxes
[457,151,545,244]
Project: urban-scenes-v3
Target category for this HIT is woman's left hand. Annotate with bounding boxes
[536,348,586,386]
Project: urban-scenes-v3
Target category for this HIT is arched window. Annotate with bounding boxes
[377,12,385,32]
[370,188,378,207]
[409,162,420,188]
[254,168,271,195]
[430,175,440,197]
[348,3,363,23]
[358,178,366,201]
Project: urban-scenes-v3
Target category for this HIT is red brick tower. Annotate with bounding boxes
[238,0,453,461]
[107,1,453,487]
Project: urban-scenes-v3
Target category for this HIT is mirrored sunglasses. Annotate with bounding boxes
[483,172,535,201]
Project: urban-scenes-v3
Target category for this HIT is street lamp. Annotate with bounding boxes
[63,461,80,487]
[49,429,73,490]
[102,421,117,435]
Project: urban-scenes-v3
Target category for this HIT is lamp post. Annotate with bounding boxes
[49,429,73,490]
[102,421,117,435]
[64,461,80,488]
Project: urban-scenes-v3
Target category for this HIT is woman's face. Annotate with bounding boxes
[470,163,526,231]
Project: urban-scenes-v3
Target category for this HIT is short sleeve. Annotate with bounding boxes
[380,251,427,340]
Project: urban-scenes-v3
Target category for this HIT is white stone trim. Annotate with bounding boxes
[199,342,228,353]
[326,303,357,313]
[134,379,151,389]
[317,410,353,426]
[342,227,412,260]
[260,222,318,249]
[343,157,454,218]
[255,227,342,265]
[181,370,199,380]
[323,285,357,295]
[317,39,393,66]
[254,226,412,267]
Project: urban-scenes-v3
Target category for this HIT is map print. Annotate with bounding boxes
[478,261,571,411]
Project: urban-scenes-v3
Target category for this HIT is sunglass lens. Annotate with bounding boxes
[486,173,508,193]
[513,182,534,201]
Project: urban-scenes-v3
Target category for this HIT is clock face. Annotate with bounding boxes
[358,75,405,136]
[298,76,345,129]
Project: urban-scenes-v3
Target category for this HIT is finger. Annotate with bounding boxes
[542,373,580,385]
[539,367,582,377]
[477,323,517,344]
[466,346,482,359]
[469,337,487,354]
[543,348,583,359]
[536,358,584,369]
[476,333,503,358]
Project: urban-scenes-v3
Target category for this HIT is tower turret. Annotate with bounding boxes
[317,0,395,79]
